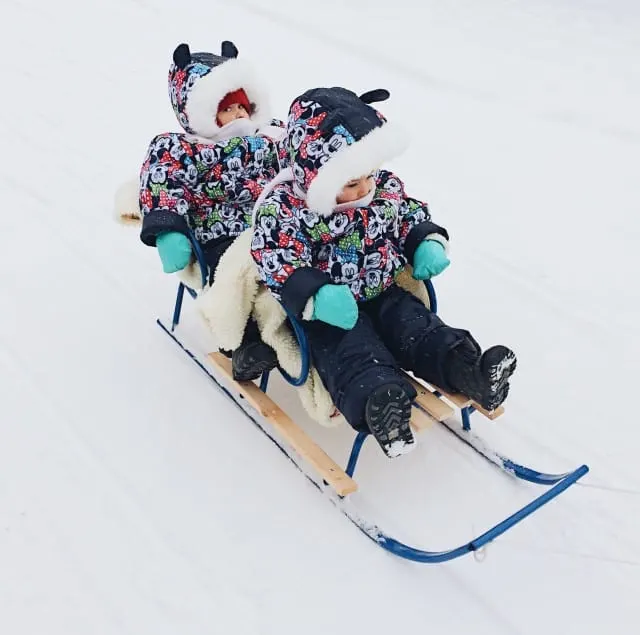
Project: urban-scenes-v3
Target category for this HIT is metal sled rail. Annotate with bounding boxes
[347,463,587,563]
[338,431,588,563]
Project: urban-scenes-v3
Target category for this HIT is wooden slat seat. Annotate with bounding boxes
[402,372,505,421]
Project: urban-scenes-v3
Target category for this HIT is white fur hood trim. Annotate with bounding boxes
[186,58,271,138]
[306,121,409,218]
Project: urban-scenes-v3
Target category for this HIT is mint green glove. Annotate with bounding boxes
[311,284,358,330]
[156,232,192,273]
[412,240,450,280]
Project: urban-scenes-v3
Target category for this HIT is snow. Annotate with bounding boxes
[1,0,640,633]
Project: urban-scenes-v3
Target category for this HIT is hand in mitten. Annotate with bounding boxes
[411,240,450,280]
[156,232,192,273]
[306,284,359,330]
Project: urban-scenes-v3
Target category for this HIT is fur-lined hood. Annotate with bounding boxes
[283,87,408,217]
[169,41,270,139]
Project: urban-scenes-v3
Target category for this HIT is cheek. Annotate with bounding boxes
[217,111,231,125]
[359,178,374,197]
[336,187,356,204]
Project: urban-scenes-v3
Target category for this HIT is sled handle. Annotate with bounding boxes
[425,279,437,314]
[279,307,311,387]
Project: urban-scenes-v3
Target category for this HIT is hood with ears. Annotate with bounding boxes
[283,86,408,217]
[168,41,270,139]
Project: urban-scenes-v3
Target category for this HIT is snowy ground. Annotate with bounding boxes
[2,0,639,633]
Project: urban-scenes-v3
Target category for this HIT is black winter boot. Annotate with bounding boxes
[231,319,278,382]
[232,341,278,381]
[445,341,517,411]
[365,383,415,458]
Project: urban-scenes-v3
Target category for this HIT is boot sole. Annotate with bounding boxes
[481,347,517,410]
[365,384,415,458]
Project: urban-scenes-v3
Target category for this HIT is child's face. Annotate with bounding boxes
[336,174,374,205]
[217,103,250,126]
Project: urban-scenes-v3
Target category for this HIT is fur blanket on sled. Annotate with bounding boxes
[114,179,431,427]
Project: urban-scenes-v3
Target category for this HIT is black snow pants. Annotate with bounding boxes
[302,285,475,432]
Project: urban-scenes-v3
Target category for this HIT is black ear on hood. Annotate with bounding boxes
[173,43,192,69]
[359,89,390,105]
[221,40,239,59]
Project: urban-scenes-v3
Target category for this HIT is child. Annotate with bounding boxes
[139,41,285,381]
[250,86,517,458]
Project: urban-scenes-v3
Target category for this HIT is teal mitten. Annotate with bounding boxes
[156,232,192,273]
[411,240,450,280]
[311,284,359,330]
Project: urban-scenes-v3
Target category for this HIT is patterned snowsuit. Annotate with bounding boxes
[139,131,283,282]
[138,42,285,284]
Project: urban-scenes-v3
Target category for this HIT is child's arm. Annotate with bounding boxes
[138,133,195,247]
[378,170,450,264]
[251,198,330,318]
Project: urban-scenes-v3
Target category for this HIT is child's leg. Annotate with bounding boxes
[363,286,471,390]
[363,286,516,410]
[303,312,418,457]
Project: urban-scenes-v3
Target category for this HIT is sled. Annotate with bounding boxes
[156,232,589,564]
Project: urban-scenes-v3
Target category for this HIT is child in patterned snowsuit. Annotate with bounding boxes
[251,87,517,458]
[139,41,285,381]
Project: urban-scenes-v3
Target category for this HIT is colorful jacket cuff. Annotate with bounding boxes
[404,221,450,265]
[280,267,332,317]
[140,211,190,247]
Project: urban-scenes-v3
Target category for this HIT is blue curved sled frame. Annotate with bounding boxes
[160,232,589,564]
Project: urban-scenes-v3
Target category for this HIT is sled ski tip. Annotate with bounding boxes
[208,352,359,497]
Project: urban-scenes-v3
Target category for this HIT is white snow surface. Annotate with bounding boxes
[2,0,640,633]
